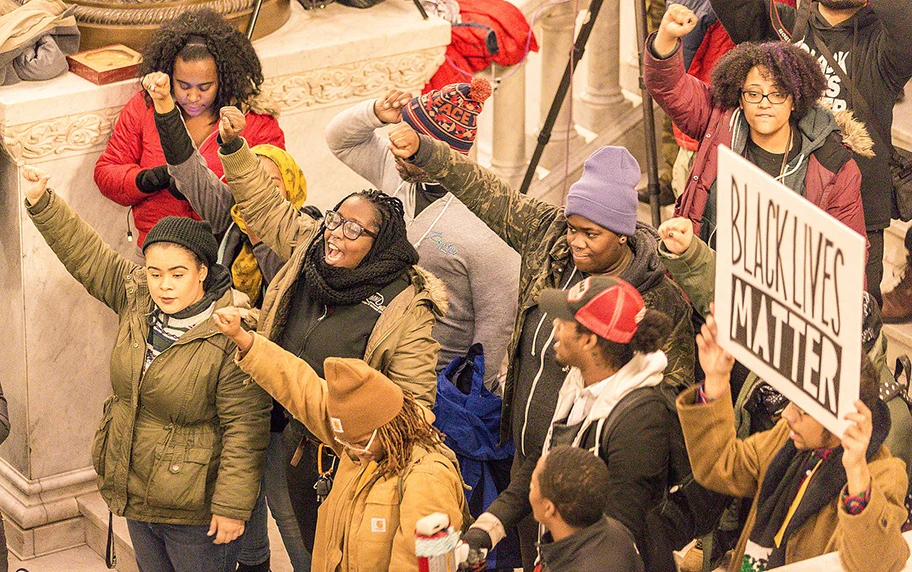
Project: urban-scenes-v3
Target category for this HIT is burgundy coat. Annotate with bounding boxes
[644,39,868,241]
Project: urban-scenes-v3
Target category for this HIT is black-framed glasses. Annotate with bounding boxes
[740,90,789,105]
[324,210,377,240]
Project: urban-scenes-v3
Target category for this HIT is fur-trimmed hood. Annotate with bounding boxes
[245,88,282,117]
[410,264,449,317]
[833,108,875,159]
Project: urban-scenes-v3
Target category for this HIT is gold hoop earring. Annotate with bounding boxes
[619,236,627,244]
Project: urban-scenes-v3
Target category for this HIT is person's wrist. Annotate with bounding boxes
[703,374,729,400]
[153,97,176,115]
[652,32,678,58]
[236,330,254,355]
[845,465,871,496]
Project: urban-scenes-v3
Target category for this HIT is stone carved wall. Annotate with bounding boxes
[1,46,444,164]
[263,47,445,114]
[2,107,122,165]
[74,0,253,25]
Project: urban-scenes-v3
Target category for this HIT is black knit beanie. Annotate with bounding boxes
[143,216,218,268]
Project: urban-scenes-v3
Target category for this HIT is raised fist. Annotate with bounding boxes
[219,106,247,144]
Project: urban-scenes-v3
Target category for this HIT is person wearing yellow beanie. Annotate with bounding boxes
[212,307,467,572]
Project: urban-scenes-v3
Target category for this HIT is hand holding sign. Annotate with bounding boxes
[696,307,735,401]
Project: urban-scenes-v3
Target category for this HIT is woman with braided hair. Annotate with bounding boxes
[95,8,285,246]
[214,105,448,559]
[212,306,467,571]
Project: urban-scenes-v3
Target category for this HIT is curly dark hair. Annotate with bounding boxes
[710,41,827,119]
[140,8,264,112]
[577,309,673,371]
[375,391,446,479]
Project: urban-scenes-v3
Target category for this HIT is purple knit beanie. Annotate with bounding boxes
[565,146,640,237]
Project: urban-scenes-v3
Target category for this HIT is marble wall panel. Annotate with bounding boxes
[0,155,29,476]
[20,153,122,479]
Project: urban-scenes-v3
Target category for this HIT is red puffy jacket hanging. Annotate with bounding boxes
[425,0,538,93]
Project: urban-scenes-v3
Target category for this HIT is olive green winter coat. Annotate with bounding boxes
[27,190,271,525]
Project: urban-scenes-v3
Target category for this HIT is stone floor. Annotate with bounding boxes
[8,516,293,572]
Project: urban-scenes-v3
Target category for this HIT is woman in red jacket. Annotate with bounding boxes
[95,9,285,246]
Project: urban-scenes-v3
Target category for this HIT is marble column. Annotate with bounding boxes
[537,1,583,169]
[578,0,630,133]
[0,1,448,560]
[489,65,528,189]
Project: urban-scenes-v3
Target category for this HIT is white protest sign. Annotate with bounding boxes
[714,146,864,437]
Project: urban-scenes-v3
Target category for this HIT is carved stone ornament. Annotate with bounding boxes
[263,47,446,114]
[1,47,444,164]
[2,107,123,164]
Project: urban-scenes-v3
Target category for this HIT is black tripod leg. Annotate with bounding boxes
[519,0,606,194]
[246,0,266,40]
[634,0,663,227]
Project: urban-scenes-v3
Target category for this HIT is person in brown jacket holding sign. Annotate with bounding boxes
[681,310,909,572]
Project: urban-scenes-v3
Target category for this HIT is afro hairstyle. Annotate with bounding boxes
[710,41,827,120]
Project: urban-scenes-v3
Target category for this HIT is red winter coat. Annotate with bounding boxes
[426,0,538,91]
[94,91,285,245]
[644,40,869,243]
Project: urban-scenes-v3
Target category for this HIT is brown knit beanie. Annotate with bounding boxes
[324,357,404,440]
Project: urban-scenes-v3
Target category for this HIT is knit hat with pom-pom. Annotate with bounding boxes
[402,77,492,154]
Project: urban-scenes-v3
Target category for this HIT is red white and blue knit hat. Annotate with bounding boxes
[402,77,492,154]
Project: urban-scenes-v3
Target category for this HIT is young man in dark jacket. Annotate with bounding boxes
[389,131,695,570]
[707,0,912,306]
[531,446,644,572]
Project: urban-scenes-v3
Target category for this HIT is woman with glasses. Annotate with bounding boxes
[643,4,870,247]
[213,105,447,561]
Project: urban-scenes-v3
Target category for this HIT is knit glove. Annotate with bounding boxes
[135,166,186,201]
[461,528,491,567]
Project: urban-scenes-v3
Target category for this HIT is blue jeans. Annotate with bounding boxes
[238,431,312,570]
[127,519,241,572]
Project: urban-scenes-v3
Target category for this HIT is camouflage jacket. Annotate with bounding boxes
[410,137,695,442]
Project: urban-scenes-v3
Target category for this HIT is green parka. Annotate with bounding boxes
[27,190,271,525]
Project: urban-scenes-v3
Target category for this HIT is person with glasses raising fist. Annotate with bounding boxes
[215,104,448,561]
[644,4,869,251]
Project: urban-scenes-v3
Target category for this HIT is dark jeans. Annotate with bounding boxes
[283,420,322,553]
[127,520,241,572]
[867,228,885,307]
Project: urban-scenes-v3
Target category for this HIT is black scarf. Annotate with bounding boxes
[748,399,891,568]
[302,223,418,307]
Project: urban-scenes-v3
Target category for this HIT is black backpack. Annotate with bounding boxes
[598,385,731,557]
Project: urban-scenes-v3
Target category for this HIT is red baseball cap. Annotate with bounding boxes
[539,276,645,343]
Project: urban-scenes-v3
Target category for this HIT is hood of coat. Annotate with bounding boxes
[832,108,875,158]
[619,223,669,293]
[549,351,667,434]
[796,104,874,158]
[410,265,449,317]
